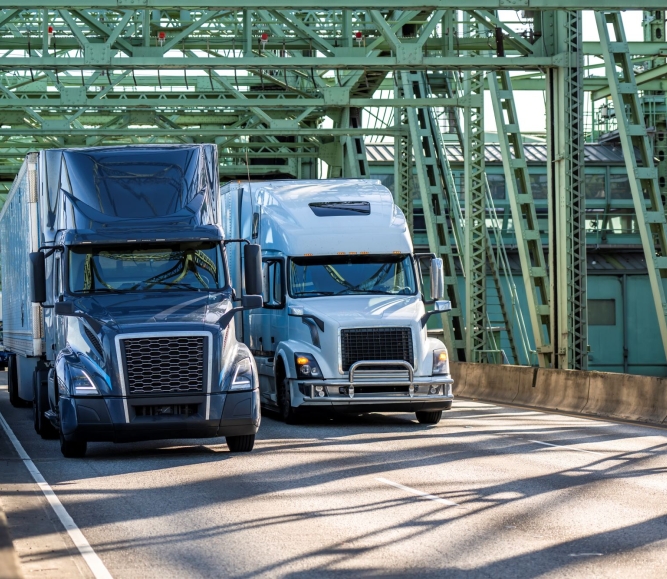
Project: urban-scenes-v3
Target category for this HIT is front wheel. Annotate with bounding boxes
[59,418,87,458]
[278,377,299,424]
[415,410,443,425]
[226,434,255,452]
[34,378,58,439]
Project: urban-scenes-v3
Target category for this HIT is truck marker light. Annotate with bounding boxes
[296,356,309,365]
[393,250,401,254]
[349,252,357,255]
[337,252,345,255]
[437,351,448,362]
[304,253,313,256]
[360,251,369,255]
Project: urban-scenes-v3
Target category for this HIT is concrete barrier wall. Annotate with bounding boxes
[452,362,667,426]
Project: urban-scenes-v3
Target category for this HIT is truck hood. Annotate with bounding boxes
[71,292,231,329]
[297,294,423,327]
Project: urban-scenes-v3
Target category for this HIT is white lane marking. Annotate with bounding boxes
[376,477,461,507]
[528,439,603,456]
[569,553,603,557]
[0,411,113,579]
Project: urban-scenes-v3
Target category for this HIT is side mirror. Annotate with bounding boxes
[434,300,452,313]
[241,295,263,310]
[54,301,75,316]
[243,244,263,298]
[430,258,445,301]
[29,252,47,304]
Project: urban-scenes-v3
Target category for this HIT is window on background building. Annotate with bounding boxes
[610,174,632,199]
[588,299,616,325]
[487,174,506,200]
[413,207,426,232]
[375,173,395,193]
[584,173,606,200]
[529,174,548,199]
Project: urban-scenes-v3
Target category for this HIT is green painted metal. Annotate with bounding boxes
[400,69,466,361]
[596,10,667,363]
[2,2,666,9]
[463,70,486,362]
[545,10,587,370]
[488,70,552,367]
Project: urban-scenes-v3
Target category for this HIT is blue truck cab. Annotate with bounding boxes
[1,145,264,457]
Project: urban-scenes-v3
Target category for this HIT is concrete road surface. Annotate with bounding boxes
[2,374,667,579]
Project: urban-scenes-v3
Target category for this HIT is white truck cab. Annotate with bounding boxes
[221,179,454,424]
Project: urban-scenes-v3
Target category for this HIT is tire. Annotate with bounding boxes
[415,410,443,425]
[277,375,299,424]
[59,418,87,458]
[8,355,21,408]
[226,434,255,452]
[33,376,58,439]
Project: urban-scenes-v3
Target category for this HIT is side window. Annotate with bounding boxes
[262,259,284,309]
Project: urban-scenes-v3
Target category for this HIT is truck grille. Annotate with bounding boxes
[123,336,206,395]
[340,327,414,372]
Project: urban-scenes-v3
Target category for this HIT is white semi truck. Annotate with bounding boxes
[221,179,454,424]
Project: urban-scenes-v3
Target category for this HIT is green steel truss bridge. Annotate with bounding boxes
[2,4,667,371]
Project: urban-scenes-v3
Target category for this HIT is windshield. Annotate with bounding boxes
[68,242,225,293]
[289,254,417,298]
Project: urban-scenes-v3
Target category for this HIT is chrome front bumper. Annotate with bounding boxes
[297,360,454,406]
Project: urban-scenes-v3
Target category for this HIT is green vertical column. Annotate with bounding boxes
[392,86,413,233]
[463,69,487,362]
[545,10,587,370]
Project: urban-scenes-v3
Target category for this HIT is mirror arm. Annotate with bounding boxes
[421,310,441,328]
[218,306,244,329]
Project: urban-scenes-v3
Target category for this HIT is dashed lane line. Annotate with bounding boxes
[0,410,113,579]
[528,439,604,456]
[376,477,462,507]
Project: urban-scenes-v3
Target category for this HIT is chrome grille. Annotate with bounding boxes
[340,327,414,371]
[123,336,206,395]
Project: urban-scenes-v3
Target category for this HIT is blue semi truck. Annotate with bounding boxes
[0,145,263,457]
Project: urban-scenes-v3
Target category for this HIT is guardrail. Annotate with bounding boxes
[450,362,667,425]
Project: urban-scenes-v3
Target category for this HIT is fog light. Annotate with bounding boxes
[429,385,441,395]
[315,385,325,397]
[339,386,347,394]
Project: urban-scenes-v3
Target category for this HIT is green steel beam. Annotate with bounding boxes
[596,10,667,363]
[0,56,557,70]
[0,96,481,108]
[0,3,664,9]
[0,128,403,136]
[546,10,587,370]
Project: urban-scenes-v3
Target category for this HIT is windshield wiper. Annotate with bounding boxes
[335,289,397,295]
[293,291,335,297]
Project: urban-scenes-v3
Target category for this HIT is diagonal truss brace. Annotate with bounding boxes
[488,70,552,367]
[596,10,667,362]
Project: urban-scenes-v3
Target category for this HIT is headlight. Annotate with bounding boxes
[69,366,99,396]
[294,353,323,379]
[432,349,450,376]
[231,357,254,391]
